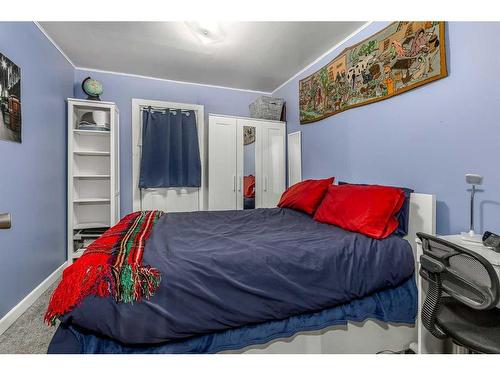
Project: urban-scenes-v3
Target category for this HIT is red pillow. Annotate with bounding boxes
[313,184,405,239]
[277,177,335,215]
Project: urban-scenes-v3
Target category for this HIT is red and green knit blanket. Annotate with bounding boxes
[45,210,164,325]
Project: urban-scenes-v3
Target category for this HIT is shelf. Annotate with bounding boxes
[68,98,116,106]
[74,129,110,136]
[74,222,110,230]
[73,198,111,203]
[74,228,107,239]
[74,174,110,179]
[74,150,110,156]
[73,248,86,258]
[69,99,118,266]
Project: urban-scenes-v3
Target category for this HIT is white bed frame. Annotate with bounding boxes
[224,193,436,354]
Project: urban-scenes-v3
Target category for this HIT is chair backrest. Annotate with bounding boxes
[417,232,500,310]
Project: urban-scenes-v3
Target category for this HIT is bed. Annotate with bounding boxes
[47,193,435,354]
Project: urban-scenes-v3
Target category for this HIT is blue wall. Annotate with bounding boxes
[73,69,263,216]
[274,22,500,235]
[0,23,74,318]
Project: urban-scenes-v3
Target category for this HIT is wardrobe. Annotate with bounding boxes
[208,114,286,210]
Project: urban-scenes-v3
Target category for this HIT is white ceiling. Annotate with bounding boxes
[39,22,366,92]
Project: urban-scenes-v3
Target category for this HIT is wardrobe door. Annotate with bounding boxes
[208,116,237,210]
[261,122,286,208]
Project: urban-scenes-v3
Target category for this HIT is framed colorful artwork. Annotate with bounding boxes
[299,22,447,124]
[0,52,21,142]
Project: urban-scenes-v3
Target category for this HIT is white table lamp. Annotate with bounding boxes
[461,174,483,243]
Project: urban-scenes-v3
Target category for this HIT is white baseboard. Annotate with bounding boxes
[0,262,67,336]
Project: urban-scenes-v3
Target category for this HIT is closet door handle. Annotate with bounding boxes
[264,176,268,192]
[232,175,236,192]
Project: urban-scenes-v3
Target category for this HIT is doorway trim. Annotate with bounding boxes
[132,98,206,211]
[287,131,302,187]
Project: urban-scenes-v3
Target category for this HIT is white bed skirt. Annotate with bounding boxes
[222,319,416,354]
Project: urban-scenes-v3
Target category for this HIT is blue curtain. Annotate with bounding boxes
[139,109,201,188]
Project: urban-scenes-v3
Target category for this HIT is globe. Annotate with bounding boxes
[82,77,103,100]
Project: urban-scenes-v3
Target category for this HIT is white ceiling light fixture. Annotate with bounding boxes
[185,21,225,45]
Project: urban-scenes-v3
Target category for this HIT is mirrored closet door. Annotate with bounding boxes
[237,123,258,210]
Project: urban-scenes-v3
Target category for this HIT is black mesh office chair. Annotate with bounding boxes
[417,232,500,353]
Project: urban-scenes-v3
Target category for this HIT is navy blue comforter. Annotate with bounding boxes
[60,208,414,345]
[49,277,417,354]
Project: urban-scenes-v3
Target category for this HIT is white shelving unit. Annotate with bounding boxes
[67,98,120,264]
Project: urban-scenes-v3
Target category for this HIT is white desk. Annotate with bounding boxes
[440,235,500,272]
[416,234,500,354]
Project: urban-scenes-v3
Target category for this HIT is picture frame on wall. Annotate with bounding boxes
[299,21,447,124]
[0,52,21,143]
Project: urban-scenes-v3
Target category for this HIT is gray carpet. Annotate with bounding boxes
[0,280,59,354]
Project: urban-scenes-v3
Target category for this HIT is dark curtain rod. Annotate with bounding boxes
[140,106,193,114]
